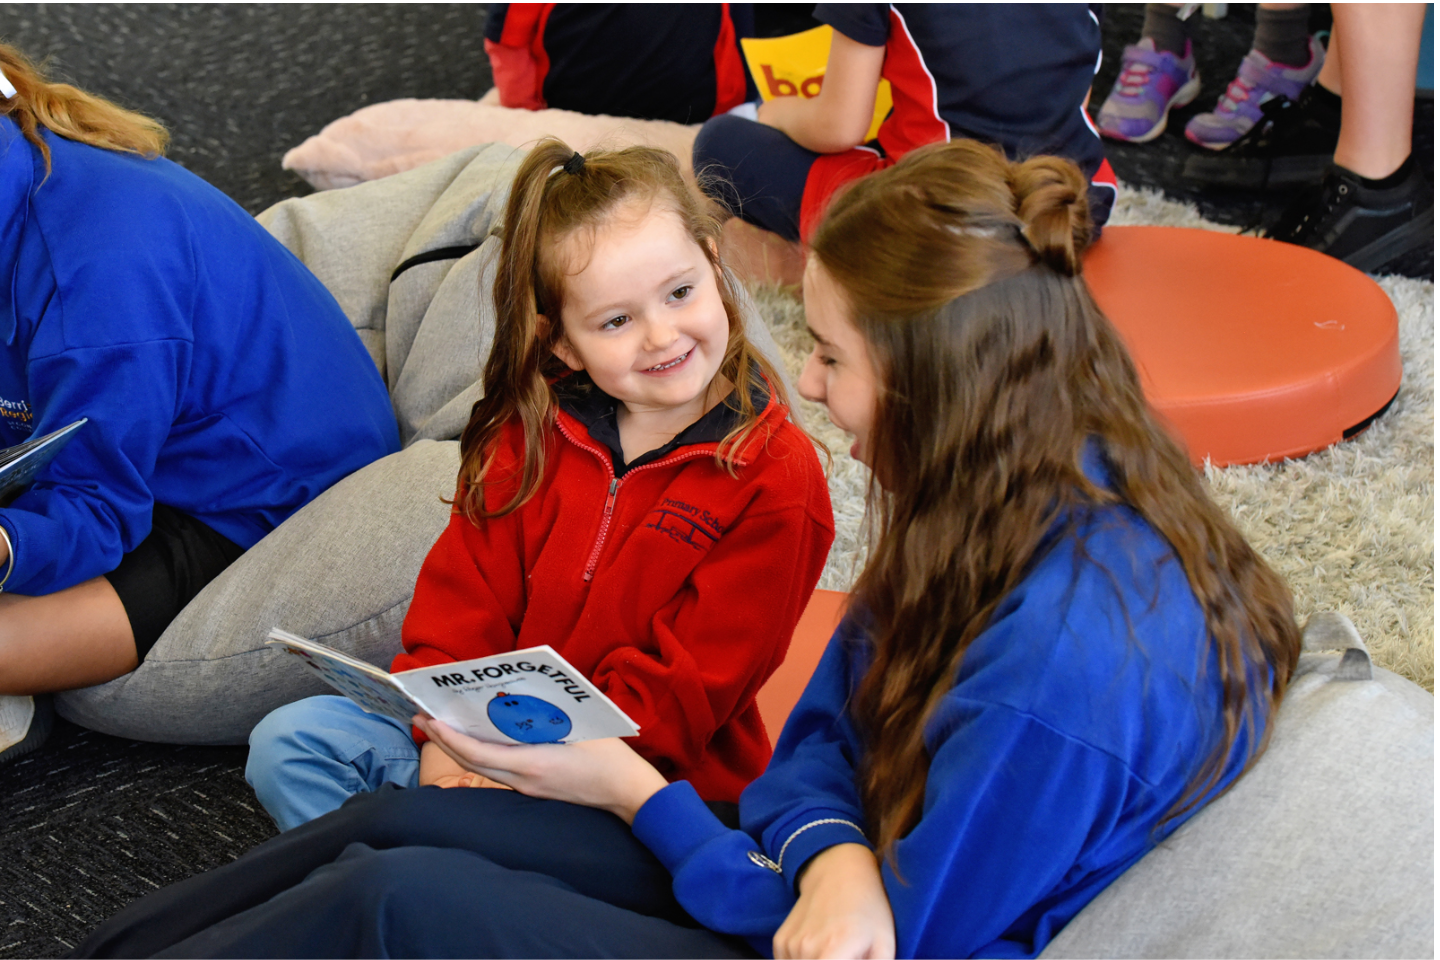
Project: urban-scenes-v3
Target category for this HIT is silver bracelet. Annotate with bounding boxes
[0,524,14,593]
[744,818,868,876]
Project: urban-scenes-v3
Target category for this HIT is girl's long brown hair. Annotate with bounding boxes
[457,138,791,520]
[0,42,168,173]
[811,140,1301,865]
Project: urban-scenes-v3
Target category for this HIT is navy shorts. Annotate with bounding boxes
[104,503,246,660]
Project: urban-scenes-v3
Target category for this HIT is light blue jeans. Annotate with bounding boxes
[246,695,421,831]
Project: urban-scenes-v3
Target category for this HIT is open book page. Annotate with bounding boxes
[266,629,432,728]
[267,631,639,745]
[0,418,87,504]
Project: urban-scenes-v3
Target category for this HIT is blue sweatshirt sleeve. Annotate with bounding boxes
[631,618,1152,960]
[632,781,796,954]
[1,335,191,594]
[632,627,874,956]
[742,627,872,889]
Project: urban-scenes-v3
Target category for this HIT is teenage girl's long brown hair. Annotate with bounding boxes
[810,140,1301,865]
[457,138,791,521]
[0,42,168,173]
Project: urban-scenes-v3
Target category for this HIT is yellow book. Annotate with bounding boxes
[740,25,893,144]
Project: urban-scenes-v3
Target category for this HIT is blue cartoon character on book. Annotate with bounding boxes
[487,691,573,743]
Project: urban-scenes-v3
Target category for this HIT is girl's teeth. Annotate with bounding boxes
[650,350,689,371]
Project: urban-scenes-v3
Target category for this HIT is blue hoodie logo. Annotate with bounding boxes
[0,397,34,434]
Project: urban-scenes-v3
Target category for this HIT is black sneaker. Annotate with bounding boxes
[1182,84,1340,190]
[0,693,53,764]
[1264,163,1434,273]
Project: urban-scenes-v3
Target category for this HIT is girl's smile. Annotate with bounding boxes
[644,348,693,374]
[548,199,731,441]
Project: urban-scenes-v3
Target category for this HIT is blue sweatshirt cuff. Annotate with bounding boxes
[632,780,733,873]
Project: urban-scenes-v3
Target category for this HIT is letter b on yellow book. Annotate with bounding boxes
[741,26,893,143]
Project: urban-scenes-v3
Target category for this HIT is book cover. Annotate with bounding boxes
[0,418,87,505]
[267,629,639,745]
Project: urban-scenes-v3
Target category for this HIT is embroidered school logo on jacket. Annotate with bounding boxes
[645,497,724,551]
[0,397,34,434]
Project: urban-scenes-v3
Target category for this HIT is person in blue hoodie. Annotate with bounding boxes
[0,44,400,763]
[71,140,1300,960]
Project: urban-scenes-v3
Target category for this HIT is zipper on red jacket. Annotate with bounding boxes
[584,477,619,582]
[555,416,746,582]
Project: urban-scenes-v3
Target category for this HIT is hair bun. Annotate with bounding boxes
[1011,156,1091,276]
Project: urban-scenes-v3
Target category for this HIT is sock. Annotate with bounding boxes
[1313,79,1342,111]
[1301,80,1342,134]
[1253,5,1314,67]
[1346,153,1415,191]
[1142,4,1191,56]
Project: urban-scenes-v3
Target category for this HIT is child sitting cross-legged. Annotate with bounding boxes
[244,139,834,831]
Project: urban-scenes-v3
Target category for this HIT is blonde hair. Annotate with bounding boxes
[0,42,168,173]
[457,138,794,521]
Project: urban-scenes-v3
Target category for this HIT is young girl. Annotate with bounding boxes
[0,44,399,763]
[244,138,835,830]
[75,139,1299,960]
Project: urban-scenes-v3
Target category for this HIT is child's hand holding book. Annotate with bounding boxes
[415,716,667,825]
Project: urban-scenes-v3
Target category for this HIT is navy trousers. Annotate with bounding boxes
[72,785,758,959]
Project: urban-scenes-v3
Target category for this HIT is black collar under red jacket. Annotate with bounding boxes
[394,375,835,803]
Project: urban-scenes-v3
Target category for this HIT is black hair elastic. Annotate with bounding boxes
[562,151,585,175]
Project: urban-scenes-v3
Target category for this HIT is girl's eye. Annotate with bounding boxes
[810,346,837,368]
[668,285,693,302]
[600,315,629,331]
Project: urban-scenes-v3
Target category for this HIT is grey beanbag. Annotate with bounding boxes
[55,440,459,743]
[1041,616,1434,959]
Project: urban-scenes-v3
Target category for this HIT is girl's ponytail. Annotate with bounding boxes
[1010,155,1090,277]
[457,139,577,520]
[0,43,168,174]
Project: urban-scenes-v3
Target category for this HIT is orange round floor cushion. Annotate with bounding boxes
[1085,226,1402,467]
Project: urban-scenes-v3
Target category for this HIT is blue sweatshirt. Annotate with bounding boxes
[633,456,1261,958]
[0,119,400,595]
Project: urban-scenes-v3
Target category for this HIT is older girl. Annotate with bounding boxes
[76,139,1298,960]
[0,44,399,764]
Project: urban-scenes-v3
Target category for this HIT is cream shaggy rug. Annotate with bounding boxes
[750,183,1435,692]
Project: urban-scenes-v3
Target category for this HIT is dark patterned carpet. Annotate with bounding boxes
[0,5,1432,958]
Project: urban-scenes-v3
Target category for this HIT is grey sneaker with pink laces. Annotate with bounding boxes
[1185,35,1326,150]
[1095,38,1201,144]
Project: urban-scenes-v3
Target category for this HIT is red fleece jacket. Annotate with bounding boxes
[394,394,834,803]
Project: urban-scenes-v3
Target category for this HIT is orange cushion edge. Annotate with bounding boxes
[757,589,849,746]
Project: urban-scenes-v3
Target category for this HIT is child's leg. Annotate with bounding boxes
[151,844,758,959]
[693,113,821,242]
[246,695,420,831]
[694,112,889,252]
[1,502,246,762]
[73,788,753,959]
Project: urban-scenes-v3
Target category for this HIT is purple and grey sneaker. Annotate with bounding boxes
[1096,38,1201,143]
[1185,35,1326,150]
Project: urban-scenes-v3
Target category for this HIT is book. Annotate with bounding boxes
[0,419,87,505]
[739,25,892,142]
[266,629,640,745]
